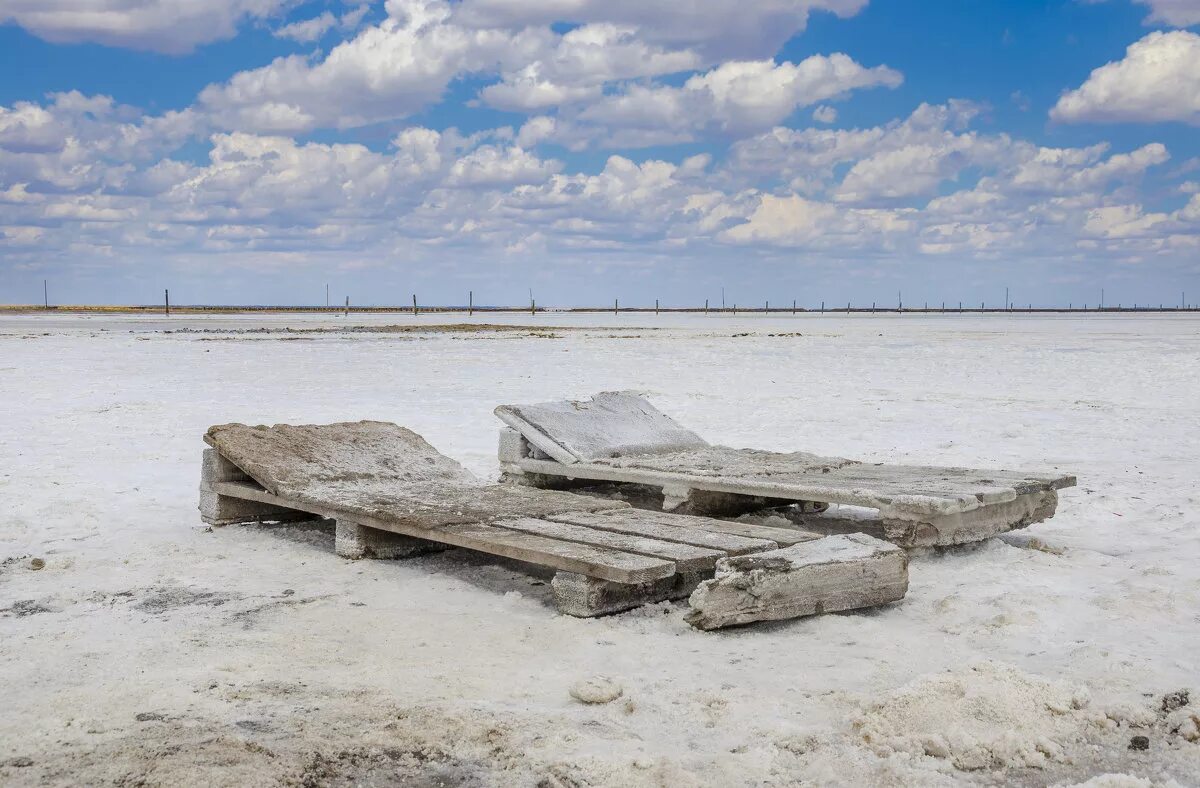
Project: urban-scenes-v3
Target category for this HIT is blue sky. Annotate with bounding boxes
[1,0,1198,307]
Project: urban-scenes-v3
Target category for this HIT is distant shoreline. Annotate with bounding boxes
[0,304,1195,315]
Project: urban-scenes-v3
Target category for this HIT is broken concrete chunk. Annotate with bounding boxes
[684,533,908,630]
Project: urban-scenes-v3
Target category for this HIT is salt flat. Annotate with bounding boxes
[1,312,1197,786]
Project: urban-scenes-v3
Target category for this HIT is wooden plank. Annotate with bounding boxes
[496,392,709,463]
[211,481,673,584]
[548,509,778,554]
[435,522,675,584]
[604,448,1027,505]
[513,457,977,514]
[662,517,822,547]
[491,517,725,573]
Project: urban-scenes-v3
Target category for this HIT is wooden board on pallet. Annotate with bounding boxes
[212,480,677,584]
[547,509,785,553]
[497,392,1075,518]
[491,517,726,573]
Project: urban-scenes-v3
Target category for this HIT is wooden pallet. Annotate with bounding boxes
[495,392,1076,547]
[199,422,820,616]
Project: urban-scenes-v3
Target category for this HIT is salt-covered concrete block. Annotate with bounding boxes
[198,489,306,526]
[200,447,251,490]
[334,519,444,560]
[552,570,703,617]
[881,490,1059,547]
[685,533,908,630]
[199,448,308,525]
[497,427,529,464]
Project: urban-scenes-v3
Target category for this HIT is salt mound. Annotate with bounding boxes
[853,662,1096,771]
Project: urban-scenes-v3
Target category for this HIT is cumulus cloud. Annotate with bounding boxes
[542,55,901,148]
[1052,31,1200,125]
[3,88,1193,275]
[199,0,892,137]
[454,0,869,60]
[0,0,290,54]
[812,105,838,123]
[200,1,554,133]
[274,5,370,44]
[1134,0,1200,27]
[477,23,702,111]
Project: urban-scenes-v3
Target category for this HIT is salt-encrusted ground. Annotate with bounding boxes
[1,312,1197,787]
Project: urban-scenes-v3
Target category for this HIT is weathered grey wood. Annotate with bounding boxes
[553,570,704,617]
[495,391,709,463]
[548,510,778,554]
[509,455,978,515]
[510,454,1071,520]
[211,481,671,584]
[207,422,628,531]
[205,421,477,496]
[436,523,676,584]
[652,517,822,547]
[492,517,724,573]
[685,534,909,630]
[496,393,1075,520]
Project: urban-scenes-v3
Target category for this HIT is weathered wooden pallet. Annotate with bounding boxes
[495,392,1077,547]
[198,422,829,617]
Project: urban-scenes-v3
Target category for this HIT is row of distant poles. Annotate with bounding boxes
[35,280,1196,314]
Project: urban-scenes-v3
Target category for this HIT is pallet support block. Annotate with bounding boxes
[553,570,704,617]
[660,484,791,517]
[333,519,445,560]
[685,533,908,630]
[199,448,309,526]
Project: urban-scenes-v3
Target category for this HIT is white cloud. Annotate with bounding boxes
[0,0,290,54]
[453,0,870,60]
[478,23,701,111]
[274,12,338,43]
[274,5,371,44]
[545,55,901,148]
[1051,31,1200,125]
[200,0,554,133]
[4,91,1194,276]
[812,105,838,123]
[1135,0,1200,27]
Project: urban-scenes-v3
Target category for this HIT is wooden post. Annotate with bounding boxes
[705,299,708,315]
[531,298,535,316]
[793,299,796,315]
[614,298,618,315]
[655,298,659,315]
[469,290,473,316]
[412,294,417,316]
[345,296,349,317]
[765,300,768,314]
[165,289,170,316]
[821,301,824,313]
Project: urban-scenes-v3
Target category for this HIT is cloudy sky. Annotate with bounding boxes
[1,0,1198,307]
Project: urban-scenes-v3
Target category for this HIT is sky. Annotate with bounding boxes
[1,0,1199,307]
